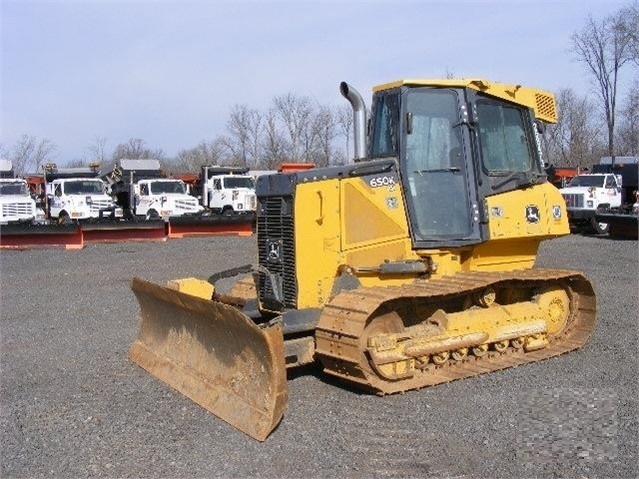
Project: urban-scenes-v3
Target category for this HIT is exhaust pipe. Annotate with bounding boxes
[340,82,367,161]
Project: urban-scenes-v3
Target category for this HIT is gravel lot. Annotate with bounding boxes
[1,233,637,478]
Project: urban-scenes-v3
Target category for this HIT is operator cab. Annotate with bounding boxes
[369,81,549,249]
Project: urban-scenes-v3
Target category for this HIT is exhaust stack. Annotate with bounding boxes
[340,82,367,161]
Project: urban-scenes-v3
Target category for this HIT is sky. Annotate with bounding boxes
[0,0,632,164]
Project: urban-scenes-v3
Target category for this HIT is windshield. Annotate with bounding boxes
[403,88,472,239]
[567,175,605,187]
[0,182,28,196]
[63,180,105,195]
[224,177,254,189]
[150,181,187,194]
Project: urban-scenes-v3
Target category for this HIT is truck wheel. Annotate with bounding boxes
[58,212,72,225]
[146,209,160,220]
[222,206,234,216]
[591,218,609,235]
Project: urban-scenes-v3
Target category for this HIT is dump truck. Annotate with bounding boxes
[129,78,596,441]
[199,166,257,215]
[592,157,638,238]
[44,164,117,224]
[0,159,37,225]
[102,159,203,219]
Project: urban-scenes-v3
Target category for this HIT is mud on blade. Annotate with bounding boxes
[129,277,288,441]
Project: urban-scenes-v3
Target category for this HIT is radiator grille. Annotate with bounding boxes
[174,198,199,210]
[1,202,33,217]
[535,92,557,123]
[257,195,297,310]
[89,199,113,212]
[562,193,584,208]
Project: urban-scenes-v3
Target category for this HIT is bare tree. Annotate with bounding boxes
[310,105,337,167]
[273,93,314,161]
[9,134,57,175]
[66,158,89,168]
[545,88,604,168]
[620,1,639,66]
[262,108,288,169]
[571,7,635,157]
[87,136,109,164]
[335,103,354,161]
[112,138,167,164]
[617,81,639,155]
[221,105,263,167]
[174,139,226,171]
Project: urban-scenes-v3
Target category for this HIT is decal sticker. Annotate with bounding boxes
[525,205,540,224]
[491,206,503,217]
[552,205,562,219]
[386,197,399,209]
[368,174,397,189]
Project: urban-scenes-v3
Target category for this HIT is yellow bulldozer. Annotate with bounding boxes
[129,78,596,441]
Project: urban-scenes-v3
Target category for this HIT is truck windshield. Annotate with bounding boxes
[567,175,605,187]
[0,182,28,196]
[64,181,104,195]
[150,181,186,194]
[223,177,254,189]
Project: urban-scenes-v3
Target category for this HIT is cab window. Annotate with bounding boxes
[477,100,533,174]
[370,93,400,158]
[604,176,616,188]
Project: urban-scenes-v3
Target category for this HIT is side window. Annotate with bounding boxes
[477,100,533,174]
[140,184,148,196]
[370,93,399,158]
[213,179,222,190]
[604,176,615,188]
[54,184,62,197]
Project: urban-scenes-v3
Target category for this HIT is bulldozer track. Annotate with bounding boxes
[314,269,596,394]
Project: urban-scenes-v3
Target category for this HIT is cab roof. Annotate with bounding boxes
[373,78,557,124]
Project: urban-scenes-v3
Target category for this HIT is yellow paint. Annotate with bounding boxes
[373,78,557,124]
[166,277,214,299]
[293,175,570,307]
[294,180,344,309]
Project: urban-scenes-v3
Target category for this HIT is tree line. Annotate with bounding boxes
[0,94,354,177]
[543,1,638,168]
[2,2,637,176]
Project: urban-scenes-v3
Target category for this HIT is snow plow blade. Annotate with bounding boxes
[129,277,288,441]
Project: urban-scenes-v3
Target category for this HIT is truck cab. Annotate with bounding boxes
[560,172,623,234]
[134,178,203,219]
[200,166,256,215]
[0,159,37,225]
[46,176,116,223]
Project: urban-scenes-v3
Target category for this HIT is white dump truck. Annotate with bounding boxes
[44,164,117,224]
[102,159,203,220]
[559,157,637,234]
[200,166,257,215]
[0,159,37,225]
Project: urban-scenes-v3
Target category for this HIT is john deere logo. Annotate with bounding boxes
[267,240,281,262]
[525,205,540,223]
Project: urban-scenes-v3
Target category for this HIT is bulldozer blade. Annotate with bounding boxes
[129,277,288,441]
